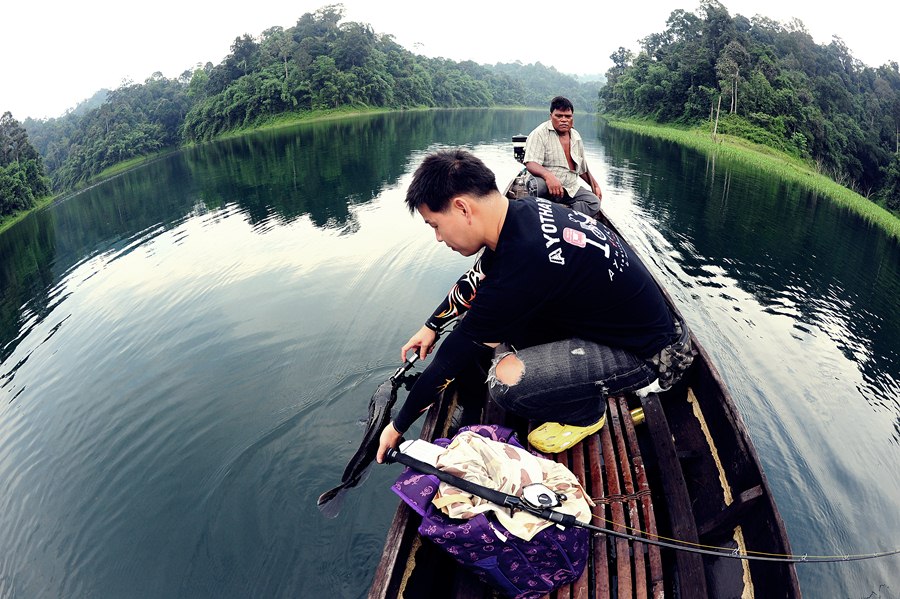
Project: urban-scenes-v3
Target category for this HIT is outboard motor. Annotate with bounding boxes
[512,134,528,163]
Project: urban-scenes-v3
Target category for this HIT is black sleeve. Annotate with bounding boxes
[424,253,489,334]
[392,328,493,433]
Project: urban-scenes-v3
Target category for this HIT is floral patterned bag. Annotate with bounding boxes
[391,424,589,599]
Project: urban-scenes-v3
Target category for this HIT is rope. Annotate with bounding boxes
[590,489,652,504]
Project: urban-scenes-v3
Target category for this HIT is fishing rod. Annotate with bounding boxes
[385,445,900,564]
[390,352,419,384]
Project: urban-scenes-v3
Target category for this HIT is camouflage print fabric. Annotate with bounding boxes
[507,168,537,199]
[432,430,593,541]
[647,318,695,391]
[392,425,590,599]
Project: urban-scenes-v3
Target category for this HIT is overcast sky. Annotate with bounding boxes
[3,0,898,121]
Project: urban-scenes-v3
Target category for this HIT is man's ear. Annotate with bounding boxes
[452,196,474,225]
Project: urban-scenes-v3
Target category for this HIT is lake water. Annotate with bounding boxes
[1,109,897,598]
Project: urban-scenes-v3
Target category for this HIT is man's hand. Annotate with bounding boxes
[525,161,563,198]
[402,325,438,361]
[545,173,564,198]
[377,421,403,464]
[591,182,603,202]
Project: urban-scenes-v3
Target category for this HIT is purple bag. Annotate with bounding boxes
[392,424,589,599]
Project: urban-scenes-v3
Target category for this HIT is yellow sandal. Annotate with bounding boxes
[527,412,607,453]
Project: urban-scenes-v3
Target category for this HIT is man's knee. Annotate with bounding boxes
[572,190,601,218]
[495,353,524,385]
[488,351,525,388]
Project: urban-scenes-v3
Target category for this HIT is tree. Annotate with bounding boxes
[717,41,750,113]
[0,112,50,216]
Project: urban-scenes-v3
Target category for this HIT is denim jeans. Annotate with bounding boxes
[487,338,657,426]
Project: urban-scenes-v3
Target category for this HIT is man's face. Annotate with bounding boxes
[550,109,574,134]
[418,200,480,257]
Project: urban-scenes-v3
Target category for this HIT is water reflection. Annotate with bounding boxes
[600,125,900,424]
[0,110,544,368]
[0,110,897,598]
[597,123,899,597]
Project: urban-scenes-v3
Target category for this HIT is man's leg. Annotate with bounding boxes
[532,177,553,200]
[532,178,600,218]
[568,187,601,218]
[487,338,656,426]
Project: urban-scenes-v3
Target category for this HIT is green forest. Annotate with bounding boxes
[1,112,51,217]
[2,4,597,221]
[3,1,900,222]
[601,0,900,211]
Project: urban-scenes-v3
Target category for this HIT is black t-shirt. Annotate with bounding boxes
[393,197,676,432]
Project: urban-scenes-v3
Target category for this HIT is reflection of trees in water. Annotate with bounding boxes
[183,109,540,229]
[0,215,57,365]
[0,158,200,365]
[0,110,580,369]
[601,126,900,419]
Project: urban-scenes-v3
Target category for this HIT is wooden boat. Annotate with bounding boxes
[369,155,802,598]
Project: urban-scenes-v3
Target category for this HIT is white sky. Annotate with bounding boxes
[3,0,897,121]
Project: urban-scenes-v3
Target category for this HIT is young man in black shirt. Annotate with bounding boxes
[376,149,691,461]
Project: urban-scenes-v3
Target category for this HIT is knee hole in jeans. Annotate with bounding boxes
[489,353,524,387]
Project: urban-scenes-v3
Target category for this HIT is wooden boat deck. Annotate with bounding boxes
[370,343,800,598]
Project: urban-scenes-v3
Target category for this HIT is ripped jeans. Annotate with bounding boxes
[487,338,657,427]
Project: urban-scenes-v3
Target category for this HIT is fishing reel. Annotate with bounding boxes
[520,483,566,510]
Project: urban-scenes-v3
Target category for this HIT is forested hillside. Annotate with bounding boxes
[5,5,598,217]
[601,0,900,210]
[9,1,899,219]
[0,112,51,217]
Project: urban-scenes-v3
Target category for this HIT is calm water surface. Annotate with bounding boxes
[1,110,897,598]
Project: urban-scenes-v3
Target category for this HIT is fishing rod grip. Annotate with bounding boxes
[537,508,577,527]
[385,448,517,509]
[391,352,420,382]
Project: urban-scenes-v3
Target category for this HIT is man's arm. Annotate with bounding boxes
[580,169,603,201]
[525,161,564,198]
[523,128,564,198]
[378,329,493,462]
[419,254,488,343]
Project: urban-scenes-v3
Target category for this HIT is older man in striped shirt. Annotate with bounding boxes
[523,96,603,217]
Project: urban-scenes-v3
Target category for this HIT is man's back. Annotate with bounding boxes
[457,197,675,358]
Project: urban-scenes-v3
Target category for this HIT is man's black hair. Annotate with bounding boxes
[405,149,498,214]
[550,96,574,113]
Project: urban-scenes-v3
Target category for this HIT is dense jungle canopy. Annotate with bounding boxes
[600,0,900,210]
[3,1,899,220]
[3,4,597,218]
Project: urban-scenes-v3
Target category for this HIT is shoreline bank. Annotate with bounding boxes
[601,116,900,242]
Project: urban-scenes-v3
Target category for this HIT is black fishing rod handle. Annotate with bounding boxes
[391,352,420,382]
[537,508,577,526]
[385,448,516,509]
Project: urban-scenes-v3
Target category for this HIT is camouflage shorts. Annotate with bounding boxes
[647,318,695,391]
[507,168,538,199]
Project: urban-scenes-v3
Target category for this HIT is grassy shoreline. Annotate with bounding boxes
[0,107,397,235]
[6,109,898,242]
[0,149,180,235]
[602,116,900,241]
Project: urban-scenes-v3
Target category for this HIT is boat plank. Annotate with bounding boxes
[639,392,709,598]
[618,396,665,599]
[586,434,610,599]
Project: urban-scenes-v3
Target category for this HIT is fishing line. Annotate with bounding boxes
[578,513,900,563]
[585,512,900,562]
[386,448,900,564]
